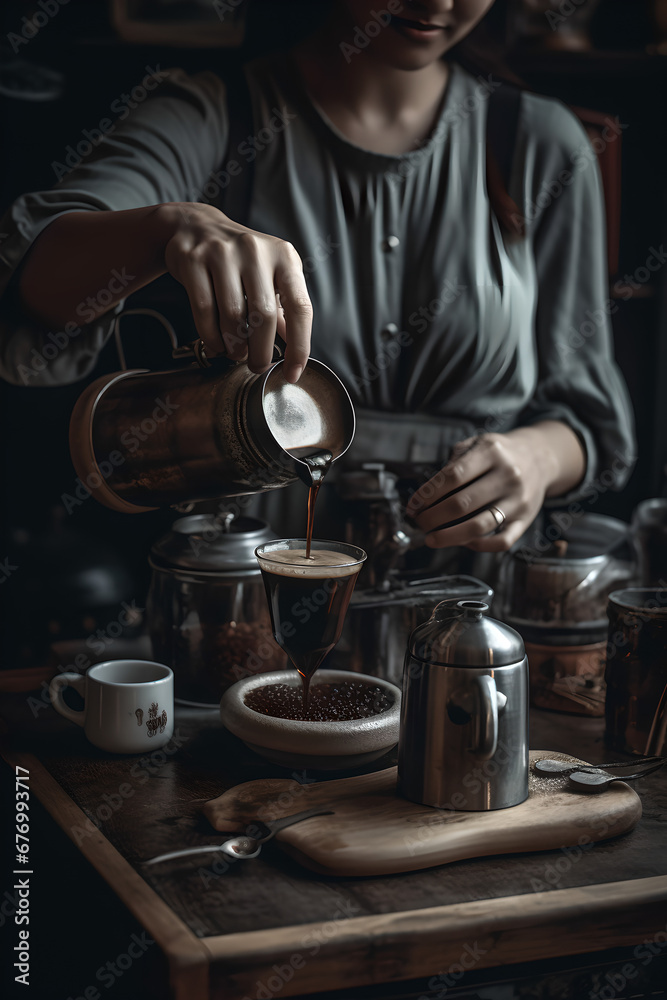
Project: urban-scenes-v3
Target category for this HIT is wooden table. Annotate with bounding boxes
[1,666,666,1000]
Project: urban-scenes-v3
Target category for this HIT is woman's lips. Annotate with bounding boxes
[389,14,449,41]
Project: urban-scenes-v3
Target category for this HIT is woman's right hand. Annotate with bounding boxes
[161,202,313,383]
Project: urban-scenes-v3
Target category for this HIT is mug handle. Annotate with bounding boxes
[49,672,87,726]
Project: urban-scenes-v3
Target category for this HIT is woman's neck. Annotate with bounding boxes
[292,19,450,155]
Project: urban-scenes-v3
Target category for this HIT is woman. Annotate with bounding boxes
[0,0,635,553]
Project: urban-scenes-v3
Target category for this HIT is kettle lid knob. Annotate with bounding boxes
[456,600,488,620]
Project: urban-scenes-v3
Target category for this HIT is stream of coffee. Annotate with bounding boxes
[265,446,336,710]
[288,448,334,558]
[302,450,333,558]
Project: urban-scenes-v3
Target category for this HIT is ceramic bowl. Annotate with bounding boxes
[220,669,401,769]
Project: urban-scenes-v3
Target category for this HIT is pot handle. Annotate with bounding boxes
[112,308,179,370]
[472,674,499,761]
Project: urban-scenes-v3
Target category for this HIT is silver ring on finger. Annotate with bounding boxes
[194,339,211,368]
[488,505,506,534]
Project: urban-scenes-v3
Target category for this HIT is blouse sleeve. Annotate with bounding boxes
[517,95,636,503]
[0,67,229,387]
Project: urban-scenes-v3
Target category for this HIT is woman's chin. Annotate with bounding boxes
[363,33,456,71]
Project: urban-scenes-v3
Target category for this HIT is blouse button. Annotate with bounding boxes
[381,323,399,339]
[382,235,400,252]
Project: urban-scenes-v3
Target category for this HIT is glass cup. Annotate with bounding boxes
[254,538,366,709]
[605,587,667,755]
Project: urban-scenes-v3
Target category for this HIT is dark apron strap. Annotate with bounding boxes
[486,82,524,236]
[487,82,521,190]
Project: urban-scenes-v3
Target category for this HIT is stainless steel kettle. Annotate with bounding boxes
[398,600,529,811]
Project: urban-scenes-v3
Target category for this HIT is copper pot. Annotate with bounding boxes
[69,356,355,513]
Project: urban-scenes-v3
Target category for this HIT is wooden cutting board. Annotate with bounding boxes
[203,751,642,877]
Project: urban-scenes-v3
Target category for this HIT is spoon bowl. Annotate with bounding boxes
[144,807,333,865]
[568,760,666,793]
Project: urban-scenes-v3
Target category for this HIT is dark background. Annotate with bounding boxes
[0,5,667,1000]
[0,0,666,669]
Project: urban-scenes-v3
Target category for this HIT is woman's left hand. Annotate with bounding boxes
[405,424,584,552]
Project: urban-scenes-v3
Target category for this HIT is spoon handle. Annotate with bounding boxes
[259,808,334,842]
[144,843,232,865]
[569,759,666,793]
[535,756,663,777]
[143,808,335,865]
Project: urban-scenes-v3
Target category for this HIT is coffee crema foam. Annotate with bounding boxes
[257,548,359,579]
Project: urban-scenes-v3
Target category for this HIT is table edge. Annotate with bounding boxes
[0,742,211,1000]
[201,875,667,998]
[3,713,667,999]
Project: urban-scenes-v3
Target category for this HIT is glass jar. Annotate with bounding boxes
[147,514,287,706]
[605,588,667,756]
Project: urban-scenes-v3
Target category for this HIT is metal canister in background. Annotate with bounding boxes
[631,499,667,586]
[497,514,635,716]
[147,514,287,706]
[334,576,494,686]
[605,587,667,756]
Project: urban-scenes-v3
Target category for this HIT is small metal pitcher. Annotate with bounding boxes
[69,327,355,513]
[398,600,529,811]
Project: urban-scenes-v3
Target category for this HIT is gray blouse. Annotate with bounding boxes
[0,57,636,517]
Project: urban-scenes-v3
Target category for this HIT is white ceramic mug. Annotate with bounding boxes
[49,660,174,753]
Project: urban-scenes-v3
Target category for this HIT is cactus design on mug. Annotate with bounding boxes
[135,708,144,726]
[146,701,167,737]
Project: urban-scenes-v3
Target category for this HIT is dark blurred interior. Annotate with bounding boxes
[1,0,666,668]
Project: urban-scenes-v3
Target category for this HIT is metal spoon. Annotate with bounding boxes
[534,756,663,778]
[144,807,334,865]
[568,759,666,793]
